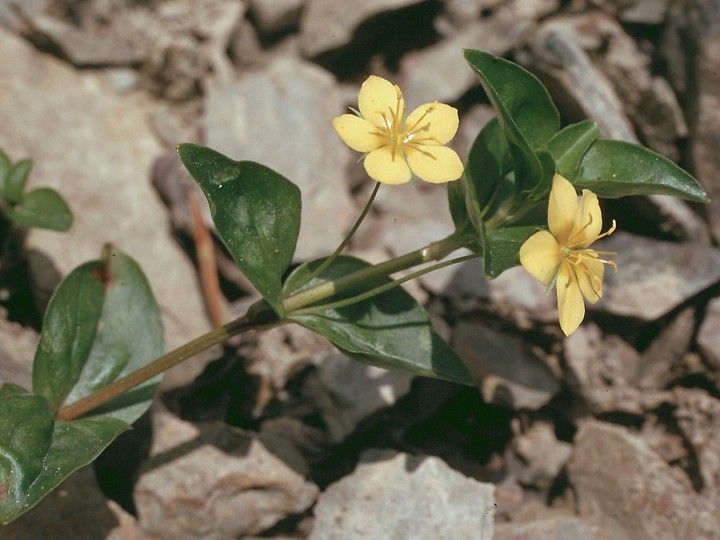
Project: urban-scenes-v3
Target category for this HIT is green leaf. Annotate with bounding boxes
[547,120,599,179]
[4,187,73,231]
[32,261,106,412]
[574,139,709,203]
[484,226,538,278]
[63,246,165,423]
[0,384,129,524]
[463,117,510,225]
[464,49,560,194]
[1,159,31,203]
[284,257,474,385]
[33,245,164,419]
[177,144,301,314]
[1,247,164,523]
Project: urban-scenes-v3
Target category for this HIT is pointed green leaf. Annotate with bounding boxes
[574,139,709,202]
[4,187,73,231]
[484,226,538,278]
[32,261,106,412]
[177,144,301,314]
[547,120,599,179]
[0,383,129,523]
[1,159,31,203]
[284,257,474,385]
[464,49,560,194]
[33,246,164,421]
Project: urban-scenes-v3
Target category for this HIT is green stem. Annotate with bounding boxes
[56,314,262,421]
[286,182,381,294]
[292,253,480,316]
[282,229,474,313]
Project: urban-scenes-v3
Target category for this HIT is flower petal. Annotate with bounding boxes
[576,255,605,304]
[547,174,578,244]
[405,102,459,145]
[519,230,562,286]
[556,264,585,336]
[405,145,463,183]
[358,75,404,130]
[364,146,412,185]
[333,114,386,152]
[570,189,603,247]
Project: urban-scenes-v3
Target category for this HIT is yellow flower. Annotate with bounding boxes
[333,75,464,185]
[519,174,617,336]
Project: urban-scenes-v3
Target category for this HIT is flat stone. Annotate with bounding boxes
[402,0,559,105]
[453,320,560,409]
[698,297,720,378]
[494,516,599,540]
[597,232,720,321]
[135,407,319,539]
[568,420,720,539]
[299,0,425,57]
[0,27,213,389]
[309,449,495,539]
[248,0,303,34]
[672,387,720,492]
[303,351,414,441]
[511,421,572,491]
[0,310,38,390]
[204,56,356,261]
[564,323,669,415]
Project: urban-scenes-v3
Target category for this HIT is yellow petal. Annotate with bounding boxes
[548,174,578,244]
[364,146,412,184]
[333,114,385,153]
[405,145,463,183]
[556,264,585,336]
[570,189,603,247]
[358,75,404,130]
[405,102,459,145]
[576,255,605,304]
[519,230,562,286]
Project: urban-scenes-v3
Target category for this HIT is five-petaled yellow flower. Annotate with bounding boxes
[519,174,617,336]
[333,75,464,185]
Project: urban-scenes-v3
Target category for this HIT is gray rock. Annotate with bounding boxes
[204,56,356,261]
[309,449,495,540]
[673,387,720,493]
[511,421,572,491]
[248,0,303,34]
[494,516,599,540]
[564,323,669,415]
[402,0,560,105]
[0,26,213,389]
[299,0,425,57]
[487,266,559,325]
[453,320,560,409]
[0,309,38,391]
[135,407,319,539]
[676,0,720,244]
[568,420,720,540]
[698,297,720,381]
[636,307,695,390]
[525,15,638,143]
[303,351,414,441]
[597,232,720,321]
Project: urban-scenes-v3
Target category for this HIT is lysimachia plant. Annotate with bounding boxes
[0,50,708,523]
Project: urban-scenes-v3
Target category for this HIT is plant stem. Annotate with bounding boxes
[57,229,475,421]
[286,181,381,294]
[282,229,473,312]
[56,315,258,421]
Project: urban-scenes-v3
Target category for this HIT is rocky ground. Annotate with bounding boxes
[1,0,720,538]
